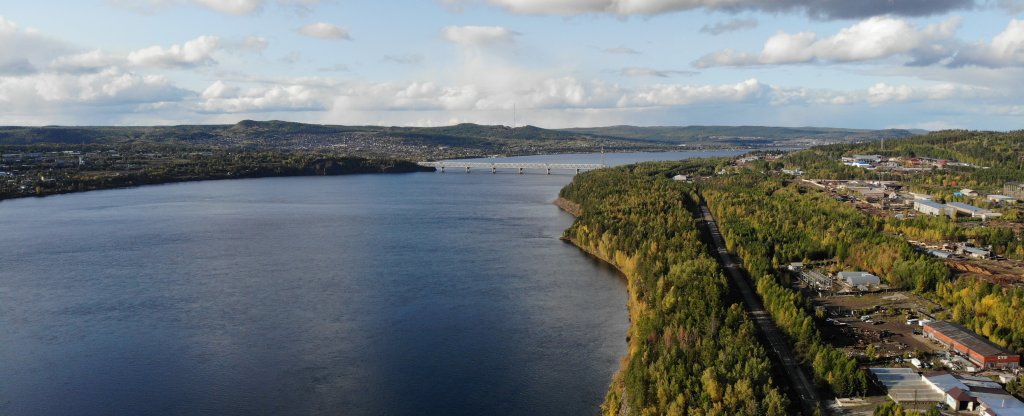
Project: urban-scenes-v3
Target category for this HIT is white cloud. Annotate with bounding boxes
[618,67,697,77]
[0,16,75,75]
[694,16,962,67]
[112,0,324,15]
[191,0,264,14]
[201,80,241,99]
[446,0,973,20]
[49,50,124,73]
[0,67,189,106]
[127,35,222,68]
[199,81,330,112]
[242,36,269,52]
[442,26,518,48]
[765,82,996,106]
[621,79,767,107]
[951,19,1024,67]
[700,18,758,35]
[298,22,351,40]
[383,55,423,65]
[318,63,350,72]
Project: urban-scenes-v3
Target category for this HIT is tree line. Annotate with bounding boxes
[560,162,789,416]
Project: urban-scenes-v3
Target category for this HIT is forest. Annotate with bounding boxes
[784,129,1024,192]
[557,129,1024,414]
[700,172,891,398]
[559,162,789,416]
[0,144,430,200]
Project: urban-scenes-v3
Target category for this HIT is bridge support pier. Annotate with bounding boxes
[465,166,470,173]
[491,166,496,174]
[440,166,445,173]
[518,167,523,174]
[546,167,551,175]
[575,168,580,174]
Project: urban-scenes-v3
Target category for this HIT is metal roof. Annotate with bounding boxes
[947,202,989,214]
[926,373,969,394]
[925,321,1013,357]
[915,200,949,210]
[947,387,976,402]
[871,368,946,403]
[974,391,1024,416]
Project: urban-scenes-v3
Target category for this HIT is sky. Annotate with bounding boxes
[1,0,1024,129]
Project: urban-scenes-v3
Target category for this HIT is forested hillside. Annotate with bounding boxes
[785,130,1024,190]
[559,163,788,416]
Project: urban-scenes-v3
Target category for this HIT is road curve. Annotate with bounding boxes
[699,204,823,416]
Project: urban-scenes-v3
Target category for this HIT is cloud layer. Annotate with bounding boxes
[694,16,962,67]
[442,26,518,48]
[452,0,974,20]
[298,22,351,40]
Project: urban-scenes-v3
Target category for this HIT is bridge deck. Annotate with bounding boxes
[418,162,606,170]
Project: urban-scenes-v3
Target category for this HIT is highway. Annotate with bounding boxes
[699,204,823,416]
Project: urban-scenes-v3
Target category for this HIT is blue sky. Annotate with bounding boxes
[1,0,1023,129]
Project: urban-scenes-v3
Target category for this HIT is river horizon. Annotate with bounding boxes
[0,150,745,416]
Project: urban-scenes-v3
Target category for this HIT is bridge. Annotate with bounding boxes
[418,161,606,174]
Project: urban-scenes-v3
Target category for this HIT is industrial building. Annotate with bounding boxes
[961,246,992,259]
[915,200,953,216]
[988,194,1019,203]
[1006,183,1024,200]
[948,202,992,218]
[870,368,945,403]
[837,271,881,286]
[923,321,1020,370]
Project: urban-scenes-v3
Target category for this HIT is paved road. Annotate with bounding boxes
[699,204,823,416]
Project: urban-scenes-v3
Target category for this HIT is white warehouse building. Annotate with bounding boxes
[915,200,953,216]
[838,271,881,286]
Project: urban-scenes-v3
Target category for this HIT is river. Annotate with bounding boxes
[0,150,744,416]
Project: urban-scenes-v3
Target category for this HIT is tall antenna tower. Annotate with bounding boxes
[512,103,516,129]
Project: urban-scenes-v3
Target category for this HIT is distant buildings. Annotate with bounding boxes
[988,194,1019,204]
[948,202,1002,220]
[837,271,881,286]
[924,372,1024,415]
[915,200,953,216]
[961,246,992,259]
[913,200,1002,220]
[1005,183,1024,200]
[924,321,1020,370]
[851,154,883,163]
[948,202,991,217]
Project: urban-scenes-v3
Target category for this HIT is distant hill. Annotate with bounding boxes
[0,122,606,145]
[0,121,920,154]
[560,125,919,146]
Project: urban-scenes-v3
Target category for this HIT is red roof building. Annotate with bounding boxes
[924,321,1020,370]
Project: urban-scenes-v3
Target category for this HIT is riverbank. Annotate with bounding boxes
[554,194,635,416]
[0,157,432,202]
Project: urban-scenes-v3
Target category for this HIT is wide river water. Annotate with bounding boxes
[0,150,744,416]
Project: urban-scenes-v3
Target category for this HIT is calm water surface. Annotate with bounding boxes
[0,150,743,416]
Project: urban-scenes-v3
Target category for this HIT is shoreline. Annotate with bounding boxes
[554,195,635,416]
[0,161,433,203]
